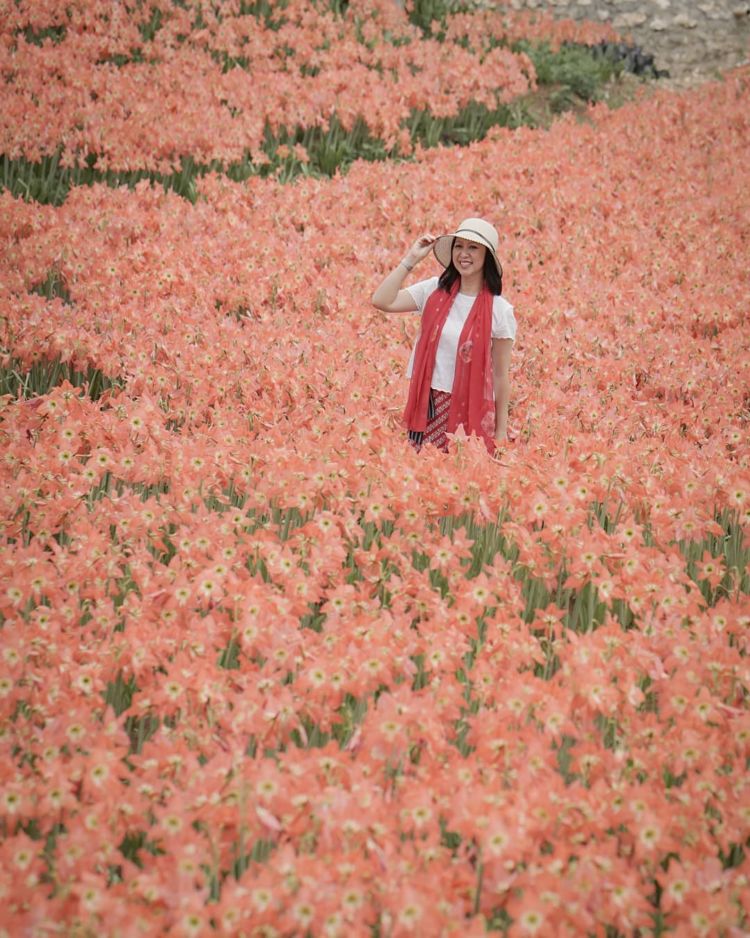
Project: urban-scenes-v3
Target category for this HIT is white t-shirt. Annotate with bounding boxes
[405,277,516,392]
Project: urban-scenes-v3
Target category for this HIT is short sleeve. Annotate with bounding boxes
[491,296,516,340]
[405,277,440,312]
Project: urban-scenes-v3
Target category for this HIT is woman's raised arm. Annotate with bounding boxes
[371,235,435,312]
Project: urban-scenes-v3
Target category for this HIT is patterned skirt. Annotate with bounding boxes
[408,389,451,452]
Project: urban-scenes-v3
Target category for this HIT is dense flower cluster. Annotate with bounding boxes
[0,0,609,170]
[1,2,750,935]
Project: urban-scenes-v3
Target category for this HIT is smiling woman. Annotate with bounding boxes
[371,218,516,453]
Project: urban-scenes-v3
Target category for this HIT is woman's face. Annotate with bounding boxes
[452,238,486,278]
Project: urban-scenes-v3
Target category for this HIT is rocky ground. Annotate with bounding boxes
[511,0,750,85]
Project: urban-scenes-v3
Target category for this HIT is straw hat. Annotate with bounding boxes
[432,217,503,279]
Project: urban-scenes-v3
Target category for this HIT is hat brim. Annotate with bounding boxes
[432,234,503,280]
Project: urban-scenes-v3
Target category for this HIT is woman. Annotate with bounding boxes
[372,217,515,453]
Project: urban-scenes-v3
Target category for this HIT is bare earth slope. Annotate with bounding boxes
[511,0,750,85]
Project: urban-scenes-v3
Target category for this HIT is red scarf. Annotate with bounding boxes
[403,280,495,451]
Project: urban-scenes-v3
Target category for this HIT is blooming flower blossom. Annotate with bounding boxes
[0,3,749,934]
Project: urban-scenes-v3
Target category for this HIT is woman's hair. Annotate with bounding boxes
[437,238,503,295]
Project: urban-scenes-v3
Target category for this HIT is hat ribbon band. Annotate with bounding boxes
[454,228,497,253]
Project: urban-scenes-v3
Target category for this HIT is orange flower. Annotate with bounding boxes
[1,5,749,933]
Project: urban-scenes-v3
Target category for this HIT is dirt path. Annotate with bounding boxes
[511,0,750,85]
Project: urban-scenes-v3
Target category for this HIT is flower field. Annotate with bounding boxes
[2,0,750,935]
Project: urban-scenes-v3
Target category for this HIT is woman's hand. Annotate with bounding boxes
[402,234,436,270]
